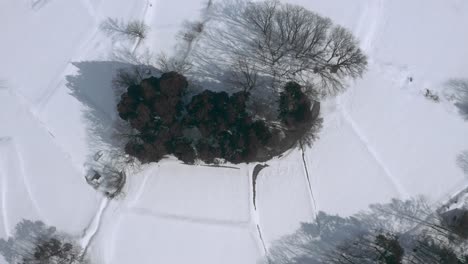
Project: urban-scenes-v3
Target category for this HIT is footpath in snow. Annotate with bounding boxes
[1,0,468,264]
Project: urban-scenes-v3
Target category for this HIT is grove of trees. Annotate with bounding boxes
[270,198,468,264]
[0,220,88,264]
[117,71,320,164]
[113,0,367,164]
[187,0,367,96]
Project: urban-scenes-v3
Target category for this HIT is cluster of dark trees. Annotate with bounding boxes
[117,71,319,164]
[270,198,468,264]
[113,0,371,164]
[0,220,87,264]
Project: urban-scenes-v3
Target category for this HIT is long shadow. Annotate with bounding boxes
[457,150,468,177]
[66,61,157,154]
[446,79,468,120]
[269,198,468,264]
[270,212,377,264]
[66,60,321,167]
[0,220,52,263]
[0,219,84,263]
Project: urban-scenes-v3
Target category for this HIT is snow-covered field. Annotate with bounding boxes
[1,0,467,263]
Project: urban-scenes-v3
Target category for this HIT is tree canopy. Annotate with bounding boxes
[117,72,321,164]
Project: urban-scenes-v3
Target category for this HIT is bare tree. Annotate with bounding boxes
[270,199,468,264]
[270,212,404,264]
[112,64,157,90]
[156,52,193,74]
[223,57,259,93]
[188,0,367,96]
[0,220,89,264]
[100,18,149,41]
[360,197,463,242]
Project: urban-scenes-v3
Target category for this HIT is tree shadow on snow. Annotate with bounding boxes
[268,197,466,264]
[0,219,85,264]
[457,150,468,177]
[65,61,158,155]
[0,220,59,263]
[269,211,385,264]
[446,79,468,120]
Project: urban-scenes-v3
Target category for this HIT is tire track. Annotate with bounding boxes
[80,197,110,259]
[76,2,156,260]
[247,165,271,263]
[299,143,318,218]
[9,88,82,173]
[35,26,101,112]
[129,166,157,206]
[356,0,385,53]
[256,224,271,264]
[9,138,47,222]
[0,137,48,236]
[340,0,409,199]
[0,138,11,237]
[30,0,52,10]
[126,207,250,229]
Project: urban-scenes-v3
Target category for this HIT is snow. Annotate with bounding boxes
[306,0,468,215]
[131,161,251,222]
[0,90,100,236]
[0,138,42,238]
[1,0,468,263]
[106,213,261,264]
[256,151,316,244]
[0,0,93,108]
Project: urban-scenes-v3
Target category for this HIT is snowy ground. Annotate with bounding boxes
[1,0,468,263]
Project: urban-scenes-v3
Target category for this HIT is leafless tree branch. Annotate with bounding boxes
[187,0,367,97]
[100,18,149,41]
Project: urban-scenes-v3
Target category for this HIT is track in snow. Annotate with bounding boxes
[0,137,46,229]
[0,138,11,238]
[337,0,409,198]
[80,197,109,258]
[300,144,318,217]
[127,207,250,228]
[339,108,409,199]
[355,0,385,53]
[247,165,270,263]
[30,0,52,10]
[33,1,156,257]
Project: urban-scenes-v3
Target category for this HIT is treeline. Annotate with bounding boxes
[270,198,468,264]
[117,72,321,164]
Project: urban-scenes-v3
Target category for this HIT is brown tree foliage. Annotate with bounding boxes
[117,72,321,164]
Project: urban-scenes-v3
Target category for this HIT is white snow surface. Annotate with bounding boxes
[1,0,468,263]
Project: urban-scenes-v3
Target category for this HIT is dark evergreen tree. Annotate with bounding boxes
[279,82,313,128]
[117,72,318,164]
